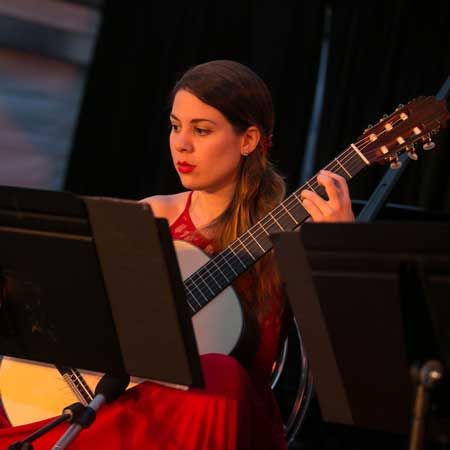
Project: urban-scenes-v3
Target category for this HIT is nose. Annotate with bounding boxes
[172,129,193,153]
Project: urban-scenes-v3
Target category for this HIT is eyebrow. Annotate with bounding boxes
[170,113,217,125]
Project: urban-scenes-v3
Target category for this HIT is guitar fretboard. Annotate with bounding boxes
[184,144,368,314]
[57,366,94,404]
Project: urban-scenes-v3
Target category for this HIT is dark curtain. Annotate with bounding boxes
[315,0,450,213]
[65,1,450,215]
[64,0,324,199]
[62,2,450,448]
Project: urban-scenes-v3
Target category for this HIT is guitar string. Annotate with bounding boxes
[183,151,363,309]
[199,115,409,258]
[62,374,90,405]
[61,369,94,404]
[201,99,440,296]
[190,98,438,306]
[183,159,365,309]
[184,117,412,308]
[206,122,398,256]
[69,369,95,401]
[184,120,408,308]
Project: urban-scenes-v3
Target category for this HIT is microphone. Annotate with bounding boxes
[51,373,130,450]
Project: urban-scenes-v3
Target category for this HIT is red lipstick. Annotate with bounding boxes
[177,161,196,174]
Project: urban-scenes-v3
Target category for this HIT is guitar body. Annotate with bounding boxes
[0,358,105,426]
[175,240,244,356]
[0,240,244,426]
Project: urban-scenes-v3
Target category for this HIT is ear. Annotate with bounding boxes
[240,126,261,156]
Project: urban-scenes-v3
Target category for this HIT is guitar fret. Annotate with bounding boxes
[246,227,266,252]
[236,237,256,260]
[306,181,317,193]
[61,369,94,405]
[293,191,303,206]
[281,203,297,224]
[201,265,222,290]
[190,279,209,302]
[184,282,202,308]
[182,132,385,316]
[186,295,196,313]
[269,211,284,230]
[228,246,247,268]
[257,221,269,236]
[201,276,216,296]
[209,258,231,283]
[63,376,87,404]
[335,158,352,178]
[221,251,240,275]
[184,281,195,299]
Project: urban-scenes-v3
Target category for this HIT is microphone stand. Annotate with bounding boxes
[51,373,130,450]
[408,360,445,450]
[51,394,105,450]
[7,403,85,450]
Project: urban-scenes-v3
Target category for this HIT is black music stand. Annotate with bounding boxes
[271,223,450,446]
[0,185,203,387]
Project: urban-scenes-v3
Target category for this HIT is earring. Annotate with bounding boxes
[242,150,249,156]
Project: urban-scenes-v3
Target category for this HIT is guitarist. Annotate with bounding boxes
[0,60,354,450]
[140,60,354,450]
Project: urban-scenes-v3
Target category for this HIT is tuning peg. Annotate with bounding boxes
[405,146,418,160]
[364,124,373,132]
[390,157,402,169]
[407,151,418,160]
[423,141,435,151]
[395,103,405,110]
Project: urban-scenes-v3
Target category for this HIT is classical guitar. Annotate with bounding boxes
[0,96,448,426]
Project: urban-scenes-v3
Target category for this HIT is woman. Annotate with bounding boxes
[0,60,353,450]
[141,59,354,448]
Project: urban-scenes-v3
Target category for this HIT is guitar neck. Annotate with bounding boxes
[57,366,94,404]
[185,145,368,314]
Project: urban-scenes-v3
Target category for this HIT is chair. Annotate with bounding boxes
[271,317,314,447]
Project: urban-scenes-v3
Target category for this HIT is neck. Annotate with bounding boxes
[191,183,235,229]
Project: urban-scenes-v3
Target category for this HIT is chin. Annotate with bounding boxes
[179,177,201,191]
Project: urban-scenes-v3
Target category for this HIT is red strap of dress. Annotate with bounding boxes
[169,191,213,253]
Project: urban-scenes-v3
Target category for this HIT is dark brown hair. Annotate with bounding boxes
[172,60,286,317]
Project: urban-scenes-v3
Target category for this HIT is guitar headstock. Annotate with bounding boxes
[357,96,449,167]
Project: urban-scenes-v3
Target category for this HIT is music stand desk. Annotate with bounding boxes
[271,222,450,435]
[0,185,203,388]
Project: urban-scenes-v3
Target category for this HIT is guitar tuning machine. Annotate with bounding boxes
[422,135,436,150]
[389,156,402,169]
[405,145,418,160]
[395,103,405,111]
[423,141,435,150]
[364,124,373,132]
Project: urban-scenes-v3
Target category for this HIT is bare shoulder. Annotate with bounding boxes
[140,191,190,224]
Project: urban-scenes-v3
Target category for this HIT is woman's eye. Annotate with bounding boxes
[195,128,210,135]
[170,123,180,132]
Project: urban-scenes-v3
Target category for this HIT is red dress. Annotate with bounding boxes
[0,193,288,450]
